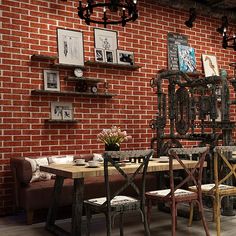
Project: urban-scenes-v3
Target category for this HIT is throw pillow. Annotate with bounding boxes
[25,157,52,183]
[48,155,74,164]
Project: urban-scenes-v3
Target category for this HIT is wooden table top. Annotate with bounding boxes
[40,159,206,179]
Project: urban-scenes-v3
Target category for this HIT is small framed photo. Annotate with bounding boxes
[202,54,219,77]
[105,50,116,63]
[57,28,84,66]
[51,102,73,120]
[62,109,73,120]
[117,50,134,65]
[94,28,118,50]
[44,70,60,91]
[95,48,105,62]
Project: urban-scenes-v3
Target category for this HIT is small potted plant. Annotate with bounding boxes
[97,126,132,151]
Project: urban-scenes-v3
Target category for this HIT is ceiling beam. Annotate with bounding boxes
[155,0,236,23]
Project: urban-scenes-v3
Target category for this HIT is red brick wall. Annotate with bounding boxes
[0,0,235,215]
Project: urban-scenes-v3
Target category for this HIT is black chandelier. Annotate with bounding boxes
[217,16,236,51]
[78,0,138,28]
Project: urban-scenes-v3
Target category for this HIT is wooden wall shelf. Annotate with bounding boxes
[45,119,78,124]
[31,54,57,61]
[65,76,104,83]
[31,89,116,98]
[85,61,141,70]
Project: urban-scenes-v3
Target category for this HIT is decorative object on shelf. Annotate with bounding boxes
[185,8,197,28]
[57,28,84,66]
[217,16,236,51]
[167,32,188,71]
[94,28,118,50]
[177,45,196,72]
[90,85,98,94]
[51,102,73,121]
[95,48,105,62]
[74,68,83,78]
[77,0,138,28]
[43,70,60,91]
[104,81,109,94]
[97,126,132,151]
[75,80,88,92]
[94,28,118,63]
[105,50,116,63]
[202,54,219,77]
[117,50,134,65]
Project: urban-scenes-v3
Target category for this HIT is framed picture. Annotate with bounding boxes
[95,48,105,62]
[105,50,116,63]
[51,102,73,120]
[62,109,73,120]
[117,50,134,65]
[202,54,219,77]
[57,28,84,66]
[177,45,196,72]
[43,70,60,91]
[94,28,118,50]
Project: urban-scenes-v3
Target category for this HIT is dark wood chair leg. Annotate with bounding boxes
[146,199,153,224]
[119,213,124,236]
[85,206,92,236]
[142,204,151,236]
[171,202,176,236]
[26,209,34,225]
[105,212,112,236]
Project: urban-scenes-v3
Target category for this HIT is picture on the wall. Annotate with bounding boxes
[57,28,84,66]
[51,102,73,120]
[43,70,60,91]
[202,54,219,77]
[177,45,196,72]
[94,28,118,50]
[117,50,134,65]
[105,50,116,63]
[95,48,105,62]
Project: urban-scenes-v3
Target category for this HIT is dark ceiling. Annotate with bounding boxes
[156,0,236,22]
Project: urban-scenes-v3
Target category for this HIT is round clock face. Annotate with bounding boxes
[91,85,98,93]
[74,68,83,78]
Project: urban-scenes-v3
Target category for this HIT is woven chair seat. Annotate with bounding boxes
[147,188,196,197]
[85,196,139,212]
[189,184,236,193]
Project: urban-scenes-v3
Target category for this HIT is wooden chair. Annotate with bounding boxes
[189,146,236,236]
[145,147,210,236]
[84,149,154,236]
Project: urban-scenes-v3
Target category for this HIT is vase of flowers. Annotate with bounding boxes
[97,126,132,151]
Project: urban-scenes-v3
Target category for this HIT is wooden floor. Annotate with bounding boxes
[1,207,236,236]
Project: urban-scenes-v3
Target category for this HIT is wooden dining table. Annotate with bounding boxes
[40,159,206,236]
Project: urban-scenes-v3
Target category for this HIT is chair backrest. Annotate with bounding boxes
[167,147,209,199]
[102,149,154,208]
[213,146,236,190]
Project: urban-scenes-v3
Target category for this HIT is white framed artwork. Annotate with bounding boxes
[43,70,60,91]
[117,50,134,65]
[202,54,219,77]
[94,28,118,51]
[95,48,105,62]
[51,102,73,120]
[105,50,116,63]
[57,28,84,66]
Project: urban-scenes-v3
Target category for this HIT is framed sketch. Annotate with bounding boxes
[62,109,73,120]
[57,28,84,66]
[94,28,118,50]
[105,50,116,63]
[43,70,60,91]
[51,102,73,120]
[177,45,196,72]
[202,54,219,77]
[95,48,105,62]
[117,50,134,65]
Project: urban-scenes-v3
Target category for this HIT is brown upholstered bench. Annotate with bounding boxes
[10,154,157,224]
